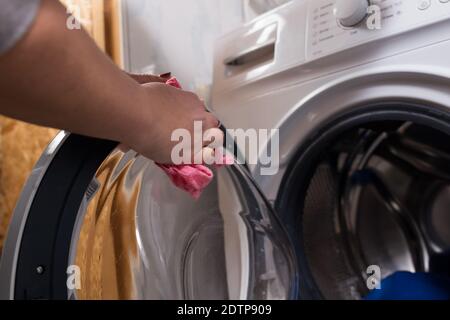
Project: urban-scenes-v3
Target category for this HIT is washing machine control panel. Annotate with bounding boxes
[307,0,450,60]
[334,0,371,27]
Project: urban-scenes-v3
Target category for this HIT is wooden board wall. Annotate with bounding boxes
[104,0,124,68]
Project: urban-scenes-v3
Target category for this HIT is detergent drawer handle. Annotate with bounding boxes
[223,41,276,67]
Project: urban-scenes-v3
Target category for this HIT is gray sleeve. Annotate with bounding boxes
[0,0,41,55]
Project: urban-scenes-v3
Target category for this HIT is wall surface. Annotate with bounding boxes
[121,0,244,98]
[243,0,292,21]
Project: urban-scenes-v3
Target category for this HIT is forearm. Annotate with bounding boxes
[0,0,144,144]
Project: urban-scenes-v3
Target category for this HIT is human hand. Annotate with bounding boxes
[127,72,171,85]
[124,80,222,164]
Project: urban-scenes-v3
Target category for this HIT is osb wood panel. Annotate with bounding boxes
[0,118,58,253]
[104,0,124,68]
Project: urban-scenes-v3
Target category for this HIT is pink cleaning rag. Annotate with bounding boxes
[155,77,233,199]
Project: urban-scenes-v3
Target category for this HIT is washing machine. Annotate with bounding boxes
[1,0,450,301]
[211,0,450,299]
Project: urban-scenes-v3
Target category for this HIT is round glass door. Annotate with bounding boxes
[68,148,297,300]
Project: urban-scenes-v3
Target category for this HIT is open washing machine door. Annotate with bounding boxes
[275,102,450,300]
[0,132,298,300]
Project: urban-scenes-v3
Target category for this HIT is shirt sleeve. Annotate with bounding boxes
[0,0,41,55]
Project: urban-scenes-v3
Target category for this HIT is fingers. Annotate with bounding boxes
[136,81,224,164]
[190,128,224,165]
[203,112,220,130]
[201,128,224,165]
[128,73,167,84]
[159,72,172,79]
[202,127,223,148]
[201,147,215,165]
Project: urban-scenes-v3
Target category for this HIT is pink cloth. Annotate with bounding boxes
[155,77,233,199]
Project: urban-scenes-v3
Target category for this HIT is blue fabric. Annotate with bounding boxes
[365,271,450,300]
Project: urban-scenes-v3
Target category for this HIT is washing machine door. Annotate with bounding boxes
[0,132,297,300]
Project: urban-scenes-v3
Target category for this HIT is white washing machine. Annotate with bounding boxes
[1,0,450,300]
[211,0,450,299]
